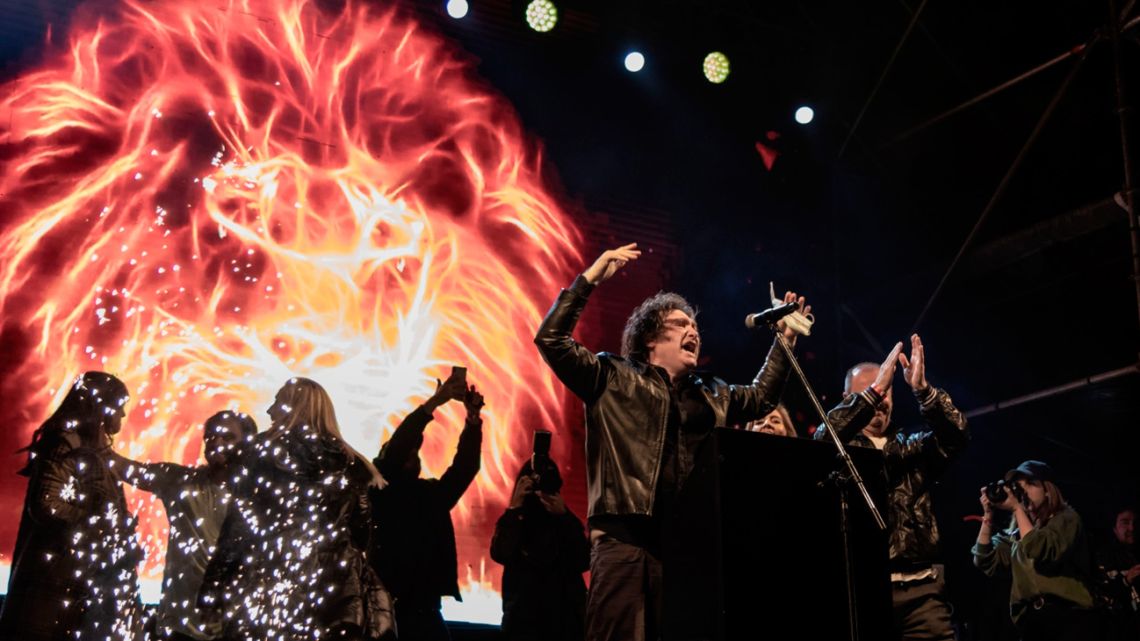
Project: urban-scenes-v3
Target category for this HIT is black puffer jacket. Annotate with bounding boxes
[819,387,969,572]
[534,275,789,519]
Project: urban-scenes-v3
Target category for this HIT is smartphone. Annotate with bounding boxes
[451,366,467,384]
[532,429,552,457]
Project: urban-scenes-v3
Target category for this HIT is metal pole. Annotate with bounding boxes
[1109,0,1140,348]
[911,40,1096,331]
[963,363,1139,418]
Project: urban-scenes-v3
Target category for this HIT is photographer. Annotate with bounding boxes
[490,440,589,641]
[972,460,1101,641]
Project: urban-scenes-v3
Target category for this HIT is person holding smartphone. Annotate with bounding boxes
[491,432,590,641]
[369,367,485,641]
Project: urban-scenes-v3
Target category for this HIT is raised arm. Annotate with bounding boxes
[437,385,485,509]
[534,244,641,403]
[817,342,903,443]
[108,449,191,495]
[896,334,969,471]
[972,486,1013,576]
[375,370,466,477]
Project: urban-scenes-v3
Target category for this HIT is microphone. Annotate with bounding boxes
[744,301,800,330]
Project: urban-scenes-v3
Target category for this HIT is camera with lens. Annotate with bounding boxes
[984,479,1027,506]
[530,430,561,494]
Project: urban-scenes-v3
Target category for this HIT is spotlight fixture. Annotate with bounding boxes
[446,0,469,19]
[624,51,645,72]
[702,51,730,84]
[795,106,814,124]
[526,0,558,32]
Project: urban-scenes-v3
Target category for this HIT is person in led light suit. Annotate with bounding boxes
[0,371,145,641]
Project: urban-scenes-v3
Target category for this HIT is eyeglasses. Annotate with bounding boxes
[663,317,698,333]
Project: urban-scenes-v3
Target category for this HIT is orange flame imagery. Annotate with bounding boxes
[0,0,583,620]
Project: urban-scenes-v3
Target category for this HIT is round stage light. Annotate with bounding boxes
[446,0,469,19]
[703,51,730,84]
[624,51,645,72]
[795,106,814,124]
[526,0,558,32]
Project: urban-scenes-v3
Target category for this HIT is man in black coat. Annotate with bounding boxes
[534,242,804,641]
[818,335,968,641]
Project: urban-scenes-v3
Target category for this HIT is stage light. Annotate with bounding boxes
[795,106,814,124]
[624,51,645,72]
[525,0,557,32]
[446,0,468,19]
[703,51,730,84]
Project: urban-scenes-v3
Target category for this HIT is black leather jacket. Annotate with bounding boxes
[819,387,969,572]
[534,275,790,519]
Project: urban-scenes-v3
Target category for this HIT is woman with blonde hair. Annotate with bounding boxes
[972,460,1102,641]
[200,377,393,640]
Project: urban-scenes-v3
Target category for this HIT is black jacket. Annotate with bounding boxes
[199,428,393,640]
[534,275,790,519]
[818,387,969,572]
[370,406,482,603]
[490,503,590,641]
[0,433,143,641]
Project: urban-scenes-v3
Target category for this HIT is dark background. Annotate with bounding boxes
[4,0,1139,636]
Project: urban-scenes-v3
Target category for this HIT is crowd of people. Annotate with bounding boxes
[0,242,1136,641]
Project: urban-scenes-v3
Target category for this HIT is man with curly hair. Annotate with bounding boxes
[535,242,806,641]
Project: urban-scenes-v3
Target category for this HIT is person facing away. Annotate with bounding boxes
[369,370,485,641]
[972,460,1102,641]
[110,410,257,641]
[817,335,969,641]
[534,242,804,641]
[0,371,145,641]
[198,377,393,641]
[490,457,590,641]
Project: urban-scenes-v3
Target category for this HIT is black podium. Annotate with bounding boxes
[663,428,892,641]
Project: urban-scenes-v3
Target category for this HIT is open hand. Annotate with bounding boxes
[898,334,929,393]
[872,342,904,395]
[583,243,641,285]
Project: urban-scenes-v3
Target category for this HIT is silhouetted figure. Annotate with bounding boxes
[0,372,144,641]
[199,378,393,641]
[491,459,589,641]
[370,370,484,641]
[111,410,257,641]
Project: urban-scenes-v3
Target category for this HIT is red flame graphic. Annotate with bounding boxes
[0,0,583,617]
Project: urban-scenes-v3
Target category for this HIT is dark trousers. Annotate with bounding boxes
[394,598,450,641]
[893,573,956,641]
[585,537,663,641]
[1017,604,1104,641]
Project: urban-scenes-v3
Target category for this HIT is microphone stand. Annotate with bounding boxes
[768,328,886,641]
